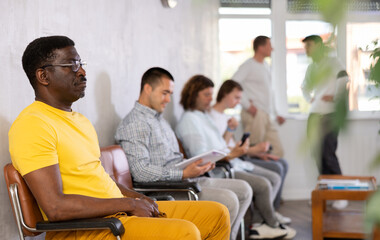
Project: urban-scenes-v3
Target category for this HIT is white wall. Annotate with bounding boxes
[0,0,220,239]
[280,117,380,200]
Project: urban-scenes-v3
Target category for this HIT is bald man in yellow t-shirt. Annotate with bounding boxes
[9,36,230,240]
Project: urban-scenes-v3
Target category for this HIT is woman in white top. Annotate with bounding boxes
[176,76,296,240]
[209,80,290,212]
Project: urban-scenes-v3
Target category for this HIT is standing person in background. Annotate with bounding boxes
[209,79,290,218]
[232,35,285,158]
[301,35,349,209]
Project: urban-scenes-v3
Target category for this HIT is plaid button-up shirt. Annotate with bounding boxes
[115,102,183,182]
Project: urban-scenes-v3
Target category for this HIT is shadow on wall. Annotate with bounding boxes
[163,96,178,129]
[0,114,11,196]
[94,72,121,147]
[0,115,11,185]
[0,115,11,166]
[0,115,20,239]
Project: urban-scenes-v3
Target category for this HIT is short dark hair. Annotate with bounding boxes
[253,35,270,51]
[302,35,323,44]
[216,79,243,103]
[22,36,75,88]
[180,75,214,110]
[140,67,174,93]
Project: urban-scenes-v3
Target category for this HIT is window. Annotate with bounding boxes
[219,3,272,119]
[287,0,380,13]
[219,18,271,81]
[219,7,271,15]
[346,22,380,111]
[219,0,380,117]
[285,0,380,115]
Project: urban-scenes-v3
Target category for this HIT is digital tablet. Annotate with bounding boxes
[175,150,227,169]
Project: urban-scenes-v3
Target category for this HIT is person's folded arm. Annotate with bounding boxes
[301,66,314,103]
[334,70,349,101]
[24,164,158,222]
[222,117,238,143]
[222,130,234,143]
[301,83,313,103]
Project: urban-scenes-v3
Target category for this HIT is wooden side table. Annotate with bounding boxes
[311,175,377,240]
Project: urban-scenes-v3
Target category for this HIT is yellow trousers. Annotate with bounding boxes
[46,201,230,240]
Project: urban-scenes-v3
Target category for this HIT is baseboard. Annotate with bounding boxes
[282,188,312,200]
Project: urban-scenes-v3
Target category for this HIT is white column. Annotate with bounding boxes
[271,0,288,116]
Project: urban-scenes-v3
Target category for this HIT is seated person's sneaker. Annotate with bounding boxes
[275,211,292,225]
[249,223,287,239]
[280,224,296,239]
[332,200,348,210]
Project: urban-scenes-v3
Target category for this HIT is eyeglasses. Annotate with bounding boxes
[40,60,87,72]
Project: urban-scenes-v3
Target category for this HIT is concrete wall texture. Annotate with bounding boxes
[1,1,380,239]
[0,0,219,238]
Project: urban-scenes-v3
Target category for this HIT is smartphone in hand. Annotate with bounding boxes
[267,144,273,153]
[240,132,250,146]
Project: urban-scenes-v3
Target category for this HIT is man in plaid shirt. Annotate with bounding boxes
[115,67,252,240]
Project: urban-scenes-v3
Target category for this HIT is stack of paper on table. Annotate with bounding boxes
[318,179,370,190]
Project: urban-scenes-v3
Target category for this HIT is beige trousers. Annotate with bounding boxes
[241,108,284,157]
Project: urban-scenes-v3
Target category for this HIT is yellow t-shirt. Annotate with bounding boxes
[9,101,123,211]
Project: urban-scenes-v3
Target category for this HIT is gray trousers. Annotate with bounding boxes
[197,177,252,240]
[246,158,288,209]
[235,165,281,227]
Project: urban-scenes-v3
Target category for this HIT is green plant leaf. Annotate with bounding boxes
[370,152,380,168]
[366,190,380,233]
[333,93,349,131]
[316,0,349,26]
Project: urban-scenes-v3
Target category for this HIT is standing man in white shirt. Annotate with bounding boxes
[232,35,285,158]
[301,35,349,209]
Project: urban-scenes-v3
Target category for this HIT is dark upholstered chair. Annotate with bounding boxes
[4,163,125,240]
[99,145,201,200]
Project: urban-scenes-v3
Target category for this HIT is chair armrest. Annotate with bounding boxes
[36,217,125,237]
[149,195,175,201]
[208,160,233,178]
[216,160,232,171]
[133,180,201,193]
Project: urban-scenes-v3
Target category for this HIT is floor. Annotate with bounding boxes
[237,199,366,240]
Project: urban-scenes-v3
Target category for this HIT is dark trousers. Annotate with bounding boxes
[308,113,342,175]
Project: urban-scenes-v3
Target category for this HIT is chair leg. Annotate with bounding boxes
[230,168,235,179]
[240,219,245,240]
[10,185,26,240]
[187,190,199,201]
